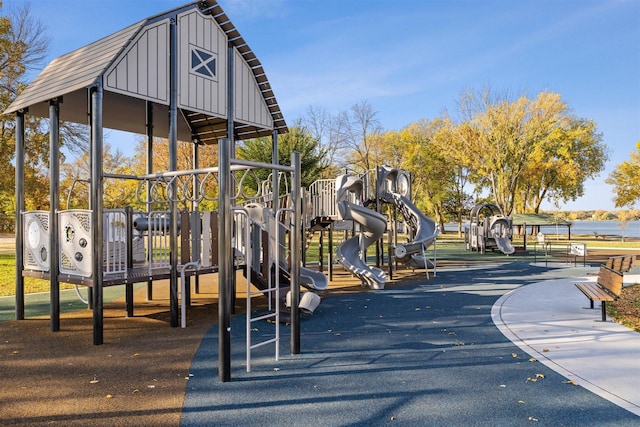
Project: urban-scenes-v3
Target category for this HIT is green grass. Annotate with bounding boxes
[0,254,73,297]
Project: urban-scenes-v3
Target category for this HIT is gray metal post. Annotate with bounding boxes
[146,101,154,301]
[125,206,134,317]
[328,226,334,281]
[271,130,279,210]
[218,42,236,383]
[218,136,232,382]
[291,152,301,354]
[49,99,61,332]
[375,166,381,268]
[15,110,25,320]
[168,17,179,327]
[193,142,200,294]
[90,83,104,345]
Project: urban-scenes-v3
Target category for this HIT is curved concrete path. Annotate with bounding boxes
[493,267,640,416]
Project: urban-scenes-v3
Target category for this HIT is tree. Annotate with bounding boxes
[394,119,453,230]
[0,2,51,216]
[431,118,475,234]
[455,88,607,215]
[236,122,328,191]
[303,105,345,178]
[342,100,383,173]
[606,141,640,208]
[515,116,607,212]
[60,143,140,210]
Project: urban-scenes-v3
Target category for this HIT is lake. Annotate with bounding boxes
[566,220,639,238]
[444,220,640,238]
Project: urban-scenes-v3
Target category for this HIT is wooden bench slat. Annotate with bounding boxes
[575,283,614,301]
[605,254,638,273]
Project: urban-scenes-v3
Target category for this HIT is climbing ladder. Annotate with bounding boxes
[241,208,280,372]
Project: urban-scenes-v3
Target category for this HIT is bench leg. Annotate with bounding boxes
[600,301,607,322]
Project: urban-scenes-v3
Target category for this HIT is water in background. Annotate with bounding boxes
[568,220,639,238]
[444,220,640,238]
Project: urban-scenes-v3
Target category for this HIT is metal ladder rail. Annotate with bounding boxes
[240,209,280,372]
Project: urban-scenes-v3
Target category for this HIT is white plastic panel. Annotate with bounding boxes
[23,211,50,272]
[59,210,93,277]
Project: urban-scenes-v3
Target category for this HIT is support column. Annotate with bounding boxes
[328,226,334,281]
[271,130,279,210]
[90,83,104,345]
[218,43,235,383]
[375,166,381,268]
[49,99,61,332]
[15,110,26,320]
[291,152,301,355]
[146,101,154,300]
[218,136,231,383]
[318,231,324,273]
[125,206,134,317]
[168,17,179,327]
[192,141,200,294]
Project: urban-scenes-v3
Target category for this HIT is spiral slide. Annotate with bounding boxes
[336,175,387,289]
[387,192,440,269]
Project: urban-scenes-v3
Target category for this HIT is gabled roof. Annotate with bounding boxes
[5,0,287,143]
[5,21,142,116]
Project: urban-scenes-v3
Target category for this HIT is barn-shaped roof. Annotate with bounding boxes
[5,0,287,143]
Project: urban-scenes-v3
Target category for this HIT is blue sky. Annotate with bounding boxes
[6,0,640,211]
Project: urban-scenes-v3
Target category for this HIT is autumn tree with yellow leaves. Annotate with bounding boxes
[606,141,640,208]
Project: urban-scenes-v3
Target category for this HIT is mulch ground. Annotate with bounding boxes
[0,251,637,426]
[1,286,216,426]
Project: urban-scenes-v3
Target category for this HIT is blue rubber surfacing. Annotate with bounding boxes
[182,262,638,426]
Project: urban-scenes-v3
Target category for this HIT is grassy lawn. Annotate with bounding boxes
[0,254,74,297]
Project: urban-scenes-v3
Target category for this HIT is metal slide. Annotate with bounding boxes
[336,175,387,289]
[245,203,328,291]
[299,266,328,290]
[493,236,515,255]
[489,216,516,255]
[385,192,440,269]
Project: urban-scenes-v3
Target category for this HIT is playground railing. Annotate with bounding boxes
[307,179,338,219]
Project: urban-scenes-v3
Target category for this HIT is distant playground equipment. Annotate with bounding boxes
[465,203,515,255]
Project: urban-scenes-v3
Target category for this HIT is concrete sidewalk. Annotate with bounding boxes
[181,262,639,426]
[493,270,640,416]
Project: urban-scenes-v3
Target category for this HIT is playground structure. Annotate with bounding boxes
[305,165,440,289]
[6,1,307,382]
[465,203,515,255]
[6,1,441,381]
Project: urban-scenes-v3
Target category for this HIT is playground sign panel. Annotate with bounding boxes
[569,242,587,256]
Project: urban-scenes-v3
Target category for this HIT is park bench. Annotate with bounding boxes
[605,255,638,273]
[575,265,623,322]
